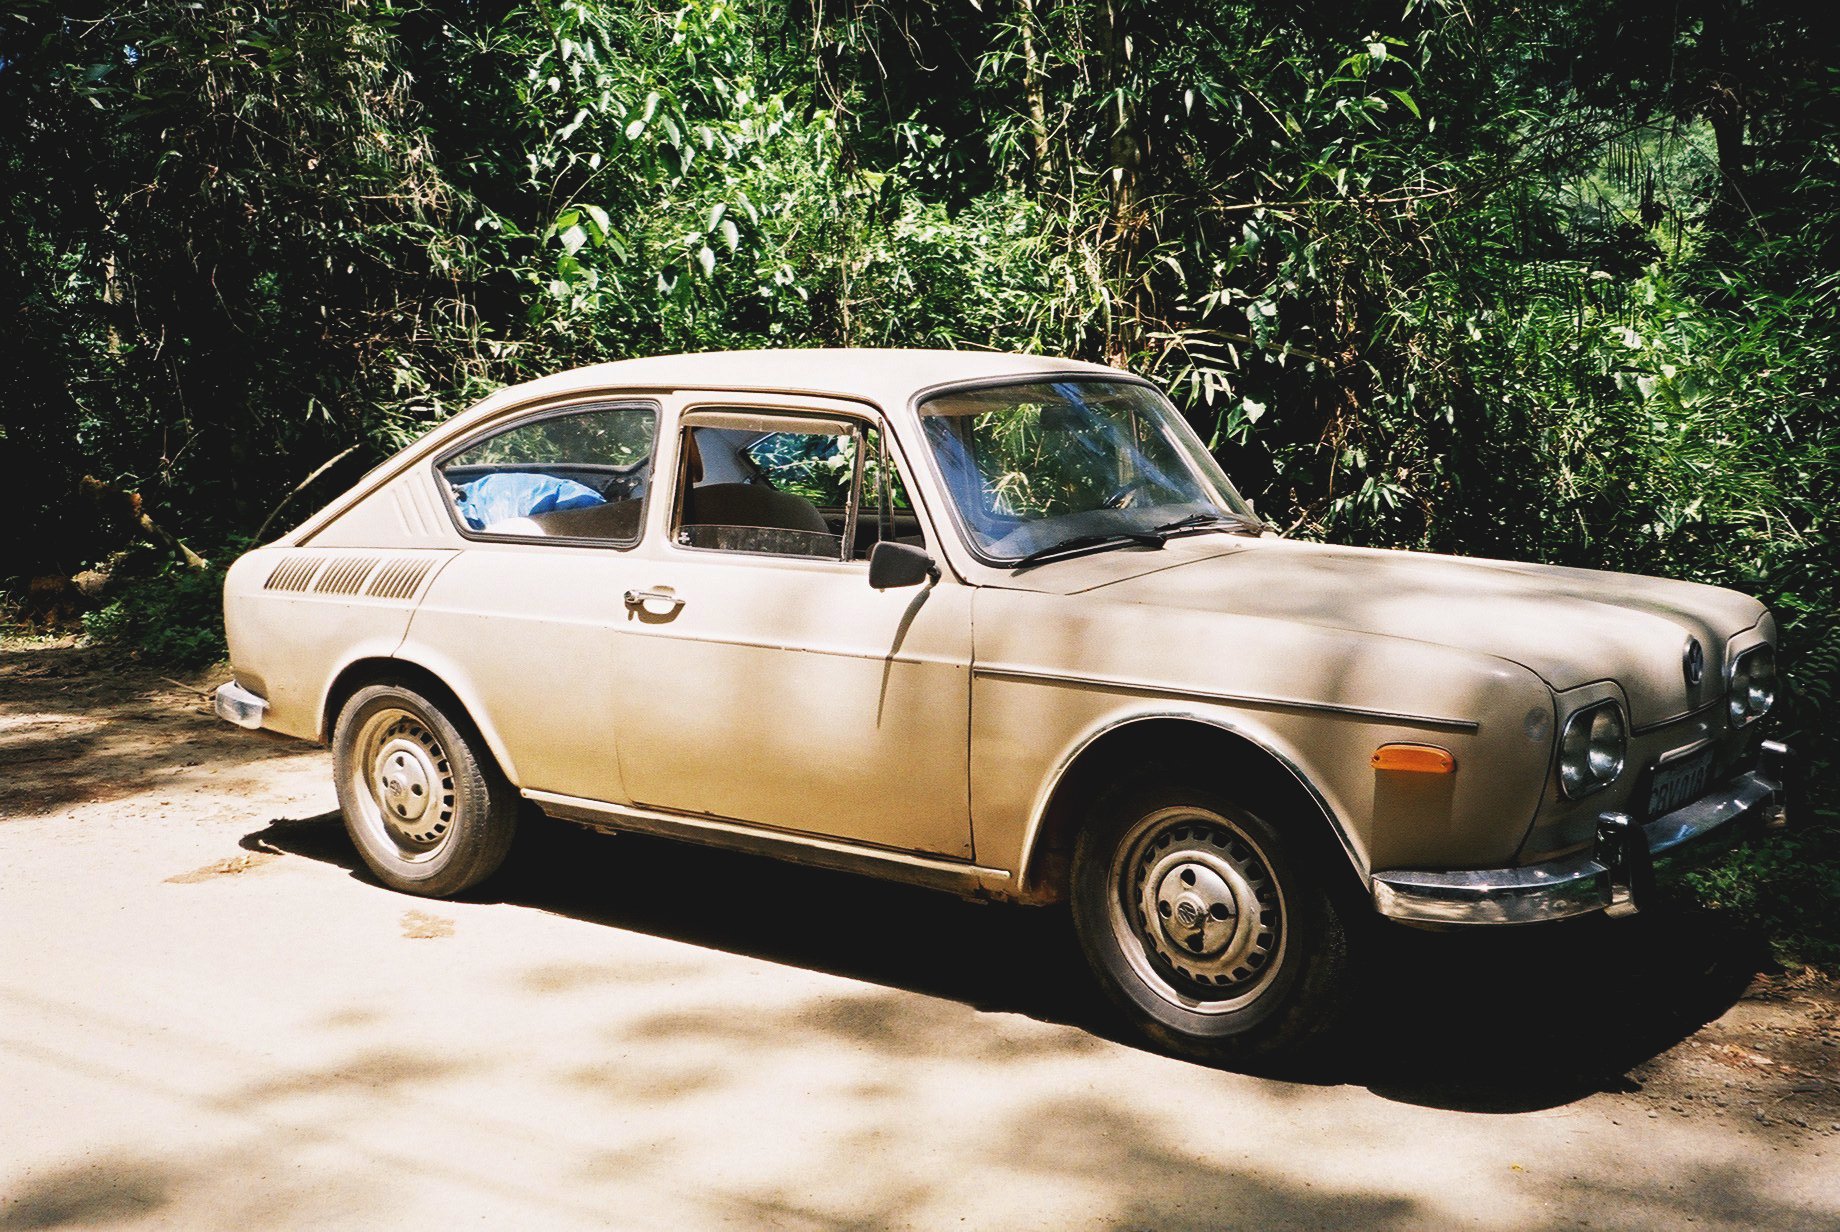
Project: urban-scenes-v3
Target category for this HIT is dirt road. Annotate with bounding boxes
[3,637,1837,1229]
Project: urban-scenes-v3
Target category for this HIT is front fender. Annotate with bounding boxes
[1007,706,1367,899]
[971,588,1558,880]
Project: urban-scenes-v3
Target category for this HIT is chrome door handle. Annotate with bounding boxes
[623,588,685,613]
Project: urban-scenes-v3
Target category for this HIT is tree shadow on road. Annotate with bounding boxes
[0,640,311,818]
[242,810,1769,1115]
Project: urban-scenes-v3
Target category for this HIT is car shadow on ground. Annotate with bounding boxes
[242,810,1770,1115]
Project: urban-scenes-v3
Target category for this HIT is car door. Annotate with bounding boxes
[609,398,976,859]
[406,398,661,805]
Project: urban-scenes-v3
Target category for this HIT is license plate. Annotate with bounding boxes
[1647,749,1715,818]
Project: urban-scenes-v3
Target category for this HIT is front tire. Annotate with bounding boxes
[332,682,517,898]
[1071,775,1352,1063]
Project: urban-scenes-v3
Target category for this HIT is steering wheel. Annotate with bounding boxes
[1102,481,1146,510]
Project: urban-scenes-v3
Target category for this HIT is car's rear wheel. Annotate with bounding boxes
[1071,775,1352,1063]
[333,682,517,898]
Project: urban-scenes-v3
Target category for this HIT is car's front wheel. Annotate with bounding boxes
[1071,775,1353,1063]
[332,682,517,898]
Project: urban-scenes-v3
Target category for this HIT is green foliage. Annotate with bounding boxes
[1682,821,1840,968]
[82,560,229,669]
[740,429,857,507]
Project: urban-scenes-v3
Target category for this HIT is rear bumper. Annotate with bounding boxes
[213,680,269,730]
[1371,740,1793,926]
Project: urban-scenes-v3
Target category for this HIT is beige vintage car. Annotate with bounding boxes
[216,349,1793,1059]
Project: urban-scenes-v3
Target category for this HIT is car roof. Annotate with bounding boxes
[468,348,1127,423]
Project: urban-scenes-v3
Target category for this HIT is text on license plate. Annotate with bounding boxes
[1648,749,1715,818]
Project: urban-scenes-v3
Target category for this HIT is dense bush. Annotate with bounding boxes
[81,556,230,669]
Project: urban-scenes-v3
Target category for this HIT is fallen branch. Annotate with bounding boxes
[79,476,208,571]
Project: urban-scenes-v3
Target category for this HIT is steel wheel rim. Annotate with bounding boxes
[349,706,457,863]
[1107,805,1287,1015]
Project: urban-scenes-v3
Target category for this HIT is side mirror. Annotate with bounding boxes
[868,541,939,590]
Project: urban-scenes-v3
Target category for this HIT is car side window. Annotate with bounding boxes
[672,411,921,561]
[439,404,656,543]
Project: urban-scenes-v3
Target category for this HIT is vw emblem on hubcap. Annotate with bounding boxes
[1683,637,1705,687]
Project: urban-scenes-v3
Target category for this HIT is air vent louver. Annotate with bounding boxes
[365,557,435,601]
[263,552,438,601]
[311,556,381,595]
[264,557,323,592]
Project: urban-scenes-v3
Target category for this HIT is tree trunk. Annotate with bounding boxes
[1702,9,1751,232]
[1098,0,1144,363]
[1018,0,1054,190]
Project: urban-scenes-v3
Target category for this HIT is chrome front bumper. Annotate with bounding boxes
[213,680,269,730]
[1371,741,1793,926]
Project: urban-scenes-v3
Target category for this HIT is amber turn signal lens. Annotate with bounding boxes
[1371,743,1456,773]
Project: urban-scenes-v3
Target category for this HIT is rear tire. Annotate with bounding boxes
[332,682,517,898]
[1070,773,1353,1063]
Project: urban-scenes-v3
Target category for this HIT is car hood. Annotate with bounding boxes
[1083,536,1766,727]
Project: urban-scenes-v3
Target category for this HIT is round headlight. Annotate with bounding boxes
[1728,645,1776,725]
[1559,701,1626,798]
[1745,647,1776,716]
[1560,717,1592,796]
[1588,706,1626,781]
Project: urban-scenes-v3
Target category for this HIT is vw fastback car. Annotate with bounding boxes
[216,349,1792,1059]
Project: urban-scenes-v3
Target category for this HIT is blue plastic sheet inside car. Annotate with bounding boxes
[454,473,605,530]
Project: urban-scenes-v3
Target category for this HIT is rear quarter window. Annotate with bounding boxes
[438,404,657,544]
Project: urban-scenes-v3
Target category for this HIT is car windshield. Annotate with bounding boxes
[918,378,1256,562]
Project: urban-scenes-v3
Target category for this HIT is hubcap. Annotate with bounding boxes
[351,708,456,860]
[1151,859,1239,957]
[375,737,436,828]
[1110,807,1286,1014]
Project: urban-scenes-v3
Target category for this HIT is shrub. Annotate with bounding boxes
[82,559,228,669]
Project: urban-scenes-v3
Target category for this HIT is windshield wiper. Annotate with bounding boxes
[1009,532,1167,571]
[1150,511,1264,536]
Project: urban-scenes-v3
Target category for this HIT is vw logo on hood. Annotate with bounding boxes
[1683,637,1706,687]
